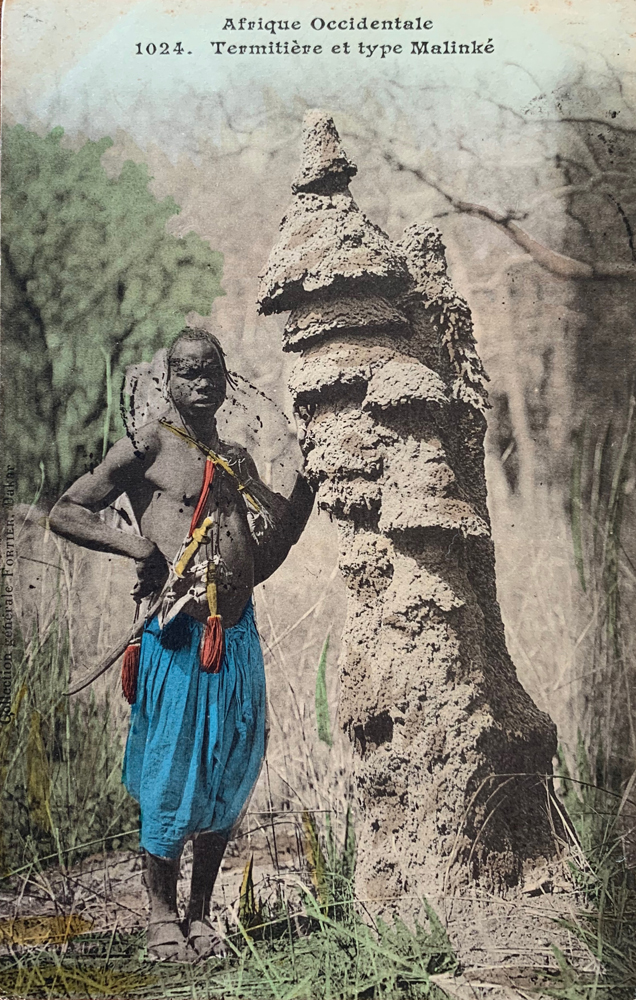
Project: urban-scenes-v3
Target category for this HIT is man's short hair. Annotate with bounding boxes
[167,327,236,388]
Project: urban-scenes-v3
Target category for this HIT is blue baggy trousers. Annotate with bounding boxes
[122,599,266,859]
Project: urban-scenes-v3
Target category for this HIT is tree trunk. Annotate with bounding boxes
[257,111,562,910]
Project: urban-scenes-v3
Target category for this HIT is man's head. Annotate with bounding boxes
[167,328,234,419]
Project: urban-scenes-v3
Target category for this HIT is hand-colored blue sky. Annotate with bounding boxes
[3,0,634,159]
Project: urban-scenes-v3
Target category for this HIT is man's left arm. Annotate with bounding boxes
[230,449,315,585]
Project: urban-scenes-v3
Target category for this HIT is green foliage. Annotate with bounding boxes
[238,855,264,934]
[0,809,457,999]
[570,401,635,637]
[315,634,333,748]
[549,746,636,999]
[0,619,139,875]
[303,809,330,907]
[302,807,356,922]
[557,738,616,875]
[0,894,457,1000]
[1,124,224,502]
[323,807,356,922]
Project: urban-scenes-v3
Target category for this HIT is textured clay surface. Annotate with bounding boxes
[257,110,563,914]
[258,189,410,314]
[291,108,358,194]
[363,358,449,411]
[284,292,410,349]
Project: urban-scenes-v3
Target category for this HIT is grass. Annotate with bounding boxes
[542,754,636,999]
[0,582,458,999]
[541,400,636,999]
[0,812,458,1000]
[0,917,456,1000]
[569,399,636,791]
[0,617,139,877]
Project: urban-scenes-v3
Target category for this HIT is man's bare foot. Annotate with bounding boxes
[185,917,227,959]
[147,918,195,962]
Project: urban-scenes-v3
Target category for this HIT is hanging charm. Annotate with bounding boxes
[201,503,224,673]
[200,557,224,673]
[121,640,141,704]
[122,603,142,703]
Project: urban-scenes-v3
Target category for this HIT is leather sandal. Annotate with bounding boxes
[147,918,196,962]
[184,916,227,959]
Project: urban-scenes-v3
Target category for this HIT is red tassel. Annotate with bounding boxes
[122,643,141,704]
[201,615,224,673]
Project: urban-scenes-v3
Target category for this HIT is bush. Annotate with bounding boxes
[1,124,224,503]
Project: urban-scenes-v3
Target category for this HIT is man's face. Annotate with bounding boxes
[168,339,227,417]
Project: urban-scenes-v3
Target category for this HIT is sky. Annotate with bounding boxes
[3,0,634,159]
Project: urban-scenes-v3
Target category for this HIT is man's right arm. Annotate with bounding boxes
[48,430,167,599]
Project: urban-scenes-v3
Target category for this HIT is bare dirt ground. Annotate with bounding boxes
[0,824,596,1000]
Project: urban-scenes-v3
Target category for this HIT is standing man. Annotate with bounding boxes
[49,327,314,961]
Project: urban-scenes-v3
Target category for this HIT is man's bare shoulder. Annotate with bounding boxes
[96,421,163,479]
[58,422,161,508]
[126,419,164,460]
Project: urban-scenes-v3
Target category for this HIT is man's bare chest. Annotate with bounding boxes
[142,432,242,505]
[134,438,251,562]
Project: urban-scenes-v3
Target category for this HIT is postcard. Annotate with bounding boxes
[1,1,635,997]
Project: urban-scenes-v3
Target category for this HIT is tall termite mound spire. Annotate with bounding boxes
[258,111,561,910]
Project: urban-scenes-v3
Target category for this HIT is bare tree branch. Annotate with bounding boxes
[527,172,633,208]
[556,114,636,135]
[383,151,636,281]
